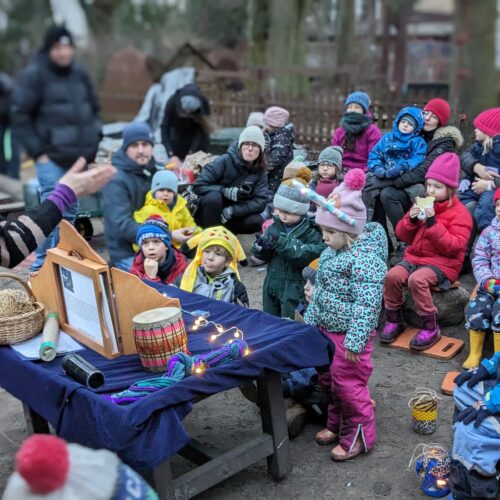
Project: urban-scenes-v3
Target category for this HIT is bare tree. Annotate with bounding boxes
[450,0,496,118]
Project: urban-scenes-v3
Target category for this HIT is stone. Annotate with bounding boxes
[402,286,469,327]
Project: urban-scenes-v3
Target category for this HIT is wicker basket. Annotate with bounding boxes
[0,272,45,345]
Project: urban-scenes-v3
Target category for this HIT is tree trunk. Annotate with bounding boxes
[248,0,269,67]
[336,0,355,68]
[268,0,309,95]
[392,3,411,97]
[449,0,496,119]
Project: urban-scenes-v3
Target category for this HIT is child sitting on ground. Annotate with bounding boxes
[252,168,324,319]
[178,226,249,306]
[130,215,188,284]
[310,146,343,200]
[450,355,500,499]
[380,153,473,350]
[459,108,500,232]
[305,169,387,461]
[134,169,200,248]
[462,187,500,368]
[365,106,427,220]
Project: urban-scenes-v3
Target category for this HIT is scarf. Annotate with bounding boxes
[340,112,373,137]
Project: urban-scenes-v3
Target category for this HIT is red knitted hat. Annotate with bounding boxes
[474,108,500,137]
[424,98,451,126]
[494,187,500,204]
[425,152,460,188]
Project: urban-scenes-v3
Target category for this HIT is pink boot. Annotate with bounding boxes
[379,308,405,344]
[410,313,441,351]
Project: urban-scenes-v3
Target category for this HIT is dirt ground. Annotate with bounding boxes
[0,230,476,499]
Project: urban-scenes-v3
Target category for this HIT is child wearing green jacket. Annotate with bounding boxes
[252,169,325,319]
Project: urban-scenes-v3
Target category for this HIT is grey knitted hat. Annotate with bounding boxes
[318,146,343,166]
[238,126,265,152]
[273,181,310,215]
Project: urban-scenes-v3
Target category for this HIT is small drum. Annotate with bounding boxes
[132,307,188,372]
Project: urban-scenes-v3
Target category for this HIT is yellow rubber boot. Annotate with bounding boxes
[462,329,486,369]
[494,332,500,353]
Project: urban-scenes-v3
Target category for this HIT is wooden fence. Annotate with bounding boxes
[99,69,468,154]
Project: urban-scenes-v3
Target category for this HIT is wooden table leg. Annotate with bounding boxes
[22,404,50,435]
[152,460,176,500]
[257,370,291,480]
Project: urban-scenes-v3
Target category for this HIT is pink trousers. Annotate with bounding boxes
[319,329,376,452]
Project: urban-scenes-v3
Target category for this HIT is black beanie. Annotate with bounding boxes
[42,25,74,53]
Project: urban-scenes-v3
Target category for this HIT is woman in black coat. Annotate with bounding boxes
[161,83,211,160]
[193,126,269,234]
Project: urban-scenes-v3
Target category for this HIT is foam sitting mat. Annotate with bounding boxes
[441,370,461,396]
[382,327,464,360]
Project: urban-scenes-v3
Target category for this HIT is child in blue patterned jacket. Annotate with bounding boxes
[304,169,387,461]
[364,106,427,220]
[463,187,500,369]
[450,353,500,499]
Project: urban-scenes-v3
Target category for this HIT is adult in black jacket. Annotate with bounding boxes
[10,25,101,272]
[161,83,210,161]
[193,126,269,233]
[102,122,156,271]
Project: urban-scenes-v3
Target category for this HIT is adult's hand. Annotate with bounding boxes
[171,227,194,244]
[59,157,117,198]
[474,164,499,181]
[471,178,490,195]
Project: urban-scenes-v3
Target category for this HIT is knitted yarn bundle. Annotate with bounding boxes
[105,339,248,405]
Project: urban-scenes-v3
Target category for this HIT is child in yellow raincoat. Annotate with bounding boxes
[134,169,200,249]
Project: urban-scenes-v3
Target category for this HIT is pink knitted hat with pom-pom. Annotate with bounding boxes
[315,169,367,234]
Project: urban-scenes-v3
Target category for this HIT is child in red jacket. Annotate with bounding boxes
[380,153,473,350]
[130,215,188,284]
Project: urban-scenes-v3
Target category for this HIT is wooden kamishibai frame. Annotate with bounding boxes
[30,220,180,359]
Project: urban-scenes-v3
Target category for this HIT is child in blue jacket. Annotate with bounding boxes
[451,354,500,498]
[364,107,427,219]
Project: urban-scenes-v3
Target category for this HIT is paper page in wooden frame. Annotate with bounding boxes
[46,249,120,359]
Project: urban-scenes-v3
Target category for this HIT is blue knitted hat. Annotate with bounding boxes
[136,216,171,247]
[122,121,154,151]
[344,91,371,113]
[151,170,178,194]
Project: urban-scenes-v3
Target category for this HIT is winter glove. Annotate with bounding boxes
[456,402,494,428]
[223,187,239,202]
[237,184,253,201]
[220,206,234,225]
[454,366,490,388]
[255,233,278,253]
[223,185,253,202]
[364,173,394,192]
[482,279,500,296]
[458,178,471,193]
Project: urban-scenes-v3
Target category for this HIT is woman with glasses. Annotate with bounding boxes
[193,126,269,233]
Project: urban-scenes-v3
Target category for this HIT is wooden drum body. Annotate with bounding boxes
[132,307,188,372]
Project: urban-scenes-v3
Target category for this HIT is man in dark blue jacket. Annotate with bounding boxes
[11,25,101,272]
[102,121,156,271]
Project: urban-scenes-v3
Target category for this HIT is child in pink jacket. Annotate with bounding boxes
[332,91,382,171]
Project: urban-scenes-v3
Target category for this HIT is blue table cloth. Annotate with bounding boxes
[0,282,331,469]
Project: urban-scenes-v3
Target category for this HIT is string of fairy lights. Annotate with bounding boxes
[181,307,251,356]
